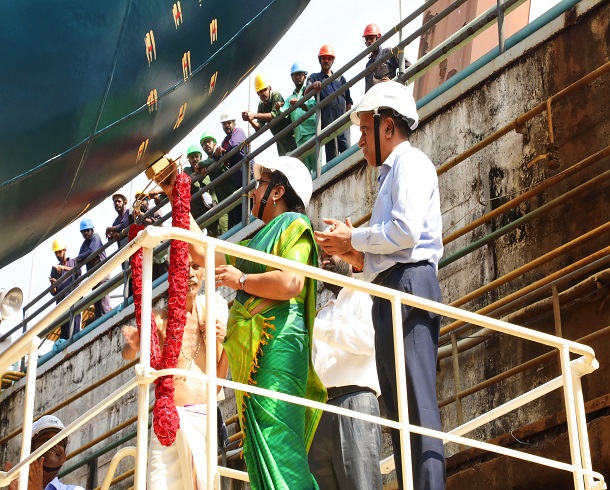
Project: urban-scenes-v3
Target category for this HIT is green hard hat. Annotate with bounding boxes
[199,131,217,145]
[186,144,203,156]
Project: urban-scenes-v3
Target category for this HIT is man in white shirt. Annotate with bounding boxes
[308,251,382,490]
[315,81,445,489]
[5,415,85,490]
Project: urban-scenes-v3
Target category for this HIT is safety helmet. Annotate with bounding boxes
[135,190,148,199]
[51,239,66,252]
[32,415,65,441]
[112,193,127,203]
[253,73,271,92]
[318,44,335,58]
[253,156,312,208]
[199,131,217,145]
[219,113,235,123]
[80,218,94,231]
[362,23,381,38]
[290,62,308,75]
[350,80,418,130]
[186,144,203,157]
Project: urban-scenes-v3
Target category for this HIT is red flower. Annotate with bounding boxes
[130,173,191,446]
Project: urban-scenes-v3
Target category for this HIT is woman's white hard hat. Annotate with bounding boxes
[253,156,313,208]
[350,81,419,130]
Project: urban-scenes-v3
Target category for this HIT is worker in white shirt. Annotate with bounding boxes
[308,250,382,490]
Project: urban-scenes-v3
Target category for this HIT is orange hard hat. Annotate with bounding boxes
[318,44,335,58]
[362,23,381,38]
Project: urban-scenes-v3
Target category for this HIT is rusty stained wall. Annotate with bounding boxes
[310,0,610,476]
[414,0,610,470]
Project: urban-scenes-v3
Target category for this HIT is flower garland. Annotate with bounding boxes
[129,172,191,446]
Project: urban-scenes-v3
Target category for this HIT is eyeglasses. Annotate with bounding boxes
[254,179,271,189]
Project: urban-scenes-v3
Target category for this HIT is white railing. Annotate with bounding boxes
[0,225,606,490]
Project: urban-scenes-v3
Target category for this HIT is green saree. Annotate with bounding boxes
[223,212,326,490]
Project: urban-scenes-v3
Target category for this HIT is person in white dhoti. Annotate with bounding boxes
[122,257,229,490]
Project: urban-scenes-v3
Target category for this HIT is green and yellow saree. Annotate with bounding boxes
[223,212,326,490]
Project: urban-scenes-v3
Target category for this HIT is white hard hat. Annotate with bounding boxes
[253,157,313,208]
[219,113,235,123]
[32,415,65,440]
[350,81,419,130]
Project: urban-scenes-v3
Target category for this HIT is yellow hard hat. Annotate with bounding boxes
[253,73,271,92]
[52,239,66,252]
[135,190,148,199]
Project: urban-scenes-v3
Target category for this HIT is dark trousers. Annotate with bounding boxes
[372,262,445,490]
[93,280,111,319]
[324,130,349,163]
[309,390,382,490]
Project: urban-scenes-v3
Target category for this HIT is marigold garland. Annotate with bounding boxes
[130,172,191,446]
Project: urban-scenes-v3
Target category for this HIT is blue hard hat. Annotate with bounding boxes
[80,218,94,231]
[290,62,308,75]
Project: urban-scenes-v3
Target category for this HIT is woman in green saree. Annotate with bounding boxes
[186,156,326,489]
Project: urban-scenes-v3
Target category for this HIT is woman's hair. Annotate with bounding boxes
[262,168,306,214]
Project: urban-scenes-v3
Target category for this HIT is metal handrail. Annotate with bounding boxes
[0,225,604,490]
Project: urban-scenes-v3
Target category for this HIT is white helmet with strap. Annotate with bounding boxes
[350,81,419,167]
[350,81,418,129]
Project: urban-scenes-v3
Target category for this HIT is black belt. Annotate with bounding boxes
[326,385,376,401]
[371,261,431,286]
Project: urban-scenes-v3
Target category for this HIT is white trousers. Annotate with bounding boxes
[148,405,208,490]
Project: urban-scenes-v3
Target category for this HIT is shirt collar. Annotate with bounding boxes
[45,477,61,490]
[382,140,411,169]
[379,140,411,185]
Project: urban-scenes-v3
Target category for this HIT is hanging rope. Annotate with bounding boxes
[129,172,191,446]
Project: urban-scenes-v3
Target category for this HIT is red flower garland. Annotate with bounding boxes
[130,173,191,446]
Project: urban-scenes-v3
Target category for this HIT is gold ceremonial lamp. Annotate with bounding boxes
[145,155,179,186]
[133,155,183,216]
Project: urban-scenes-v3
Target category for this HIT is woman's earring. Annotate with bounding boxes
[273,200,276,207]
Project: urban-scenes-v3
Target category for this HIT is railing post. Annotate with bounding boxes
[315,93,323,178]
[18,337,41,490]
[398,0,406,77]
[450,333,465,451]
[204,241,219,490]
[391,296,413,490]
[570,371,595,490]
[241,156,249,228]
[496,0,505,53]
[559,344,585,490]
[134,247,153,490]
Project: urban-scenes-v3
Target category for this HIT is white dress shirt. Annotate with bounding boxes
[313,288,380,396]
[351,141,443,282]
[46,477,85,490]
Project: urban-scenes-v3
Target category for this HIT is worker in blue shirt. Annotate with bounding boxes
[315,81,445,490]
[305,44,353,164]
[76,218,111,320]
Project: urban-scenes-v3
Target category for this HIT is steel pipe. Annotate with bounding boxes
[443,144,610,246]
[449,221,610,308]
[436,59,610,176]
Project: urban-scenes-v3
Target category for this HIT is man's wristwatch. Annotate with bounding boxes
[239,273,248,290]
